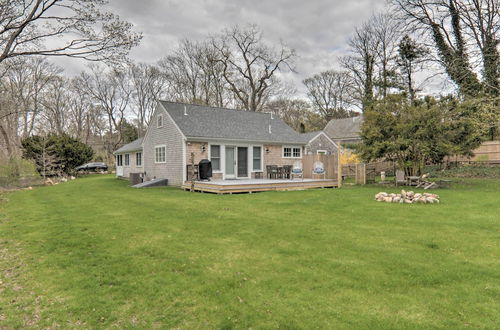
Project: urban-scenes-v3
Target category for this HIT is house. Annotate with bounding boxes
[114,101,338,187]
[323,116,364,145]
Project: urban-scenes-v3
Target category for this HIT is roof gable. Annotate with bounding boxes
[324,116,363,140]
[159,101,305,144]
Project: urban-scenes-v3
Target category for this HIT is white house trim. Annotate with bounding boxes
[154,144,167,164]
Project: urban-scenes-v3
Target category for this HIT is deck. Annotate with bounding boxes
[182,178,338,194]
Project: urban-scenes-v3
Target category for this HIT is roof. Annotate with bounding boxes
[160,101,306,144]
[114,137,143,154]
[324,116,363,140]
[300,131,322,143]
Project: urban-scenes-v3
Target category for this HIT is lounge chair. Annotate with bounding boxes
[291,161,303,180]
[312,161,326,179]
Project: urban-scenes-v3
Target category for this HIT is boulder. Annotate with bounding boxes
[70,176,76,180]
[45,178,54,186]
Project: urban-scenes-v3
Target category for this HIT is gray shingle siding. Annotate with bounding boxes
[143,104,185,186]
[305,133,338,155]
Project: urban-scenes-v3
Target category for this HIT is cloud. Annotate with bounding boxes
[49,0,396,95]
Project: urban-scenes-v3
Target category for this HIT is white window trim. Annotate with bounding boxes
[317,150,328,155]
[154,144,166,163]
[251,145,263,172]
[136,152,142,167]
[282,146,302,159]
[209,144,222,173]
[157,114,163,128]
[124,153,130,167]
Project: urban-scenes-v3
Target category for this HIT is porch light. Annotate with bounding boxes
[201,144,206,153]
[265,147,270,153]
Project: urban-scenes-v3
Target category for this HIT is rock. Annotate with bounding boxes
[45,178,54,186]
[393,196,401,203]
[383,196,393,203]
[404,199,413,204]
[414,193,422,199]
[70,176,76,180]
[60,177,68,182]
[26,186,33,190]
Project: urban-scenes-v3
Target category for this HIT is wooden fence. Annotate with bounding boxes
[302,154,338,179]
[448,141,500,163]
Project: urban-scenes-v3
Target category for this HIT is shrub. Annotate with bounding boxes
[0,157,42,188]
[22,134,94,176]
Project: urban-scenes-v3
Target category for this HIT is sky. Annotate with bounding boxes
[52,0,448,97]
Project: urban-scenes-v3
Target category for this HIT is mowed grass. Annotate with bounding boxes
[0,176,498,329]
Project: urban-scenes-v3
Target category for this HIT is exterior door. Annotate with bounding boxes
[225,146,236,179]
[237,147,248,177]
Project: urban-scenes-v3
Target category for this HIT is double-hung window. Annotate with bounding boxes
[136,152,142,166]
[283,146,301,158]
[155,145,166,163]
[124,154,130,166]
[253,146,262,171]
[210,145,221,171]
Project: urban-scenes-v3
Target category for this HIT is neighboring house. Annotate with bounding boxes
[114,101,329,186]
[302,131,338,155]
[323,116,364,145]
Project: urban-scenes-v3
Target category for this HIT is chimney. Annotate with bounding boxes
[184,105,187,116]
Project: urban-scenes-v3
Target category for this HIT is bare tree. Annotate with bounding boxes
[0,0,141,64]
[77,64,132,158]
[158,40,231,107]
[372,14,401,98]
[129,62,168,134]
[40,76,70,135]
[303,70,356,121]
[264,97,324,132]
[212,24,296,111]
[391,0,497,96]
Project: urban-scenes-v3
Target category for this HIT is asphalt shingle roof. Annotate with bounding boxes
[160,101,306,144]
[324,116,363,140]
[300,131,322,143]
[114,137,143,154]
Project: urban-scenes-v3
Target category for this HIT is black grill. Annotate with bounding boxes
[198,159,212,180]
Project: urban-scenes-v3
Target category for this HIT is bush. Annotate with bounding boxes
[426,164,500,179]
[0,157,42,188]
[22,134,94,176]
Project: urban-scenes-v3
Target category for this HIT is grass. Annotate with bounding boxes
[0,175,499,329]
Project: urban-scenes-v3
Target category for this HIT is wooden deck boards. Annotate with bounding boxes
[181,179,338,194]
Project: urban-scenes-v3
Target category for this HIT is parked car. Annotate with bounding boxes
[76,162,108,172]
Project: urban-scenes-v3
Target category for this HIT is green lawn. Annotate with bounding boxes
[0,176,498,329]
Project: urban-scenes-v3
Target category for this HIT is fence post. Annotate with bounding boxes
[337,146,342,188]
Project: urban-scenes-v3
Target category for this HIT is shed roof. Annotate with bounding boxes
[324,116,363,140]
[114,137,143,154]
[160,101,306,144]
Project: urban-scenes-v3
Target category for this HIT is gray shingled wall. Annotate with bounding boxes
[143,105,185,186]
[305,134,338,155]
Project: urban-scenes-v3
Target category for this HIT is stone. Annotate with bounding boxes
[383,196,393,203]
[70,176,76,180]
[60,177,68,182]
[45,178,54,186]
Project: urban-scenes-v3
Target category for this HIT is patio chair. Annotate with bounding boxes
[312,161,326,179]
[395,170,406,186]
[282,165,292,179]
[266,165,278,179]
[291,161,303,180]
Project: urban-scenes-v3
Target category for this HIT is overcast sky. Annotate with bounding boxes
[53,0,389,93]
